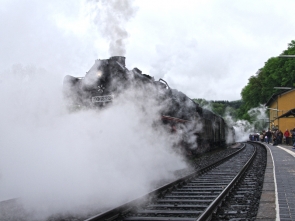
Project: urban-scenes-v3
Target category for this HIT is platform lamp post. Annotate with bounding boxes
[266,107,283,131]
[278,55,295,58]
[255,118,270,131]
[274,87,293,90]
[276,54,295,90]
[276,55,295,90]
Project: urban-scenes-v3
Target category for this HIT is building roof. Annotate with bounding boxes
[265,88,295,106]
[277,108,295,118]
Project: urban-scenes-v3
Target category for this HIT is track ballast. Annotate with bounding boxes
[85,143,266,221]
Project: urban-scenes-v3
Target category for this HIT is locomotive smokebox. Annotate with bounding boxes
[109,56,126,67]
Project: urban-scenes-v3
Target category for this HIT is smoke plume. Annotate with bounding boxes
[87,0,138,56]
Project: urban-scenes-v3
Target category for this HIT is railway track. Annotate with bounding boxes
[85,143,262,221]
[212,142,266,220]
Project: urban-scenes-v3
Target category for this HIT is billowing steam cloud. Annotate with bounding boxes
[224,104,268,142]
[87,0,138,56]
[0,65,187,220]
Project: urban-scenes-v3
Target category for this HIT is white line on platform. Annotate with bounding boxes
[277,145,295,158]
[266,145,280,221]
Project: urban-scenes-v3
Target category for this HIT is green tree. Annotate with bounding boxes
[193,99,243,120]
[240,40,295,120]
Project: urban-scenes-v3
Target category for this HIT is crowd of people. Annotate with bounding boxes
[249,128,295,149]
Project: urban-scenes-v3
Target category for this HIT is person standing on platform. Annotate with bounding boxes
[278,130,283,144]
[284,129,290,145]
[265,129,272,144]
[260,133,263,142]
[276,132,281,144]
[292,128,295,149]
[273,134,277,145]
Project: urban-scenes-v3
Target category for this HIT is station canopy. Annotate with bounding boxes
[277,108,295,118]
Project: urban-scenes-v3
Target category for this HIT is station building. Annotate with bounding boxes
[265,88,295,131]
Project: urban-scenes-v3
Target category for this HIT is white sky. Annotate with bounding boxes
[1,0,295,101]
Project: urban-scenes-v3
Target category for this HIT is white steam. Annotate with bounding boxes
[86,0,138,56]
[224,104,268,142]
[0,65,187,220]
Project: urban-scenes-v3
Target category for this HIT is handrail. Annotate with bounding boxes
[159,78,170,89]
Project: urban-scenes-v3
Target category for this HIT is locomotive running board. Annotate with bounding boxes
[161,115,191,123]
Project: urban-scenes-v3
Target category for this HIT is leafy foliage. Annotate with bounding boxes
[240,40,295,119]
[193,40,295,123]
[193,98,243,120]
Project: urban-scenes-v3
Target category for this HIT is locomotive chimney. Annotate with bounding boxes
[109,56,126,67]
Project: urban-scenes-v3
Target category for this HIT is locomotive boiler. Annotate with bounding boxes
[63,56,235,154]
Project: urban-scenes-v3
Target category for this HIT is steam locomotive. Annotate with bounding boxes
[63,56,235,154]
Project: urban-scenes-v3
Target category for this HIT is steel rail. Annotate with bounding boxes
[196,143,257,221]
[84,144,245,221]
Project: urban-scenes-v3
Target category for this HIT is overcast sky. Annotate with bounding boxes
[1,0,295,101]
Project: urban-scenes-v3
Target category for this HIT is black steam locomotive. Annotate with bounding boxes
[63,56,235,154]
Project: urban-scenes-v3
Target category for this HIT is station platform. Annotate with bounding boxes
[255,142,295,221]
